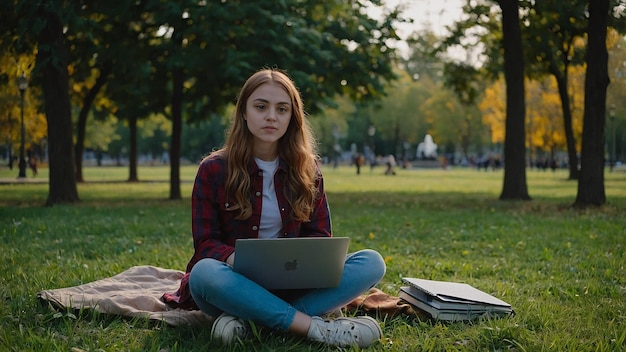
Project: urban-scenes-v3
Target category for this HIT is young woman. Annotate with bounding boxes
[163,68,386,348]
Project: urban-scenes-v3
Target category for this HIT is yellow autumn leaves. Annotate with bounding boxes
[479,65,586,154]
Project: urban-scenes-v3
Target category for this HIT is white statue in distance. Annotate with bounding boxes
[416,134,438,160]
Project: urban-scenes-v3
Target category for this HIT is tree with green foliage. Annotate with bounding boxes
[148,0,404,199]
[99,0,403,198]
[64,0,169,182]
[2,0,404,202]
[16,1,80,205]
[66,1,135,182]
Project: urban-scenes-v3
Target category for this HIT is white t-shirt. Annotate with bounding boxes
[254,157,282,238]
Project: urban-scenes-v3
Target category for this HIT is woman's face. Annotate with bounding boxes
[245,81,292,158]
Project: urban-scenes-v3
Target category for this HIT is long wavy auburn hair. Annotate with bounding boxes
[212,68,319,221]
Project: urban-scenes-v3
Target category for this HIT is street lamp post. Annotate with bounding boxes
[17,73,28,178]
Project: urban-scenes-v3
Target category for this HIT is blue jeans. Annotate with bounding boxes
[188,249,386,331]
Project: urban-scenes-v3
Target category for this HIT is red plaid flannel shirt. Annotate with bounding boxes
[162,154,332,308]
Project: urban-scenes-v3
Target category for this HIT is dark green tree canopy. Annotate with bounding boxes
[5,0,404,118]
[1,0,405,201]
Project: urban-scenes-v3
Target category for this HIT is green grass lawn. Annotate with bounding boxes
[1,165,625,351]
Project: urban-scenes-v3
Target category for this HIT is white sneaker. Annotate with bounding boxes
[210,313,250,344]
[307,316,382,348]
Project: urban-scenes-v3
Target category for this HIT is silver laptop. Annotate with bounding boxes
[233,237,350,290]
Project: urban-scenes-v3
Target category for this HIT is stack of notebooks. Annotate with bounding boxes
[400,277,513,321]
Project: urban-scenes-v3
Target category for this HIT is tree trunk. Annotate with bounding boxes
[75,60,112,182]
[550,63,580,180]
[169,66,183,200]
[498,0,531,200]
[36,5,79,206]
[574,0,610,207]
[128,115,139,182]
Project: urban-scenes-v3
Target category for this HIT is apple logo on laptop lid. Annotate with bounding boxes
[284,260,298,271]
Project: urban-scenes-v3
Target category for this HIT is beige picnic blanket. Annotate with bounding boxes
[37,265,416,326]
[37,265,213,326]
